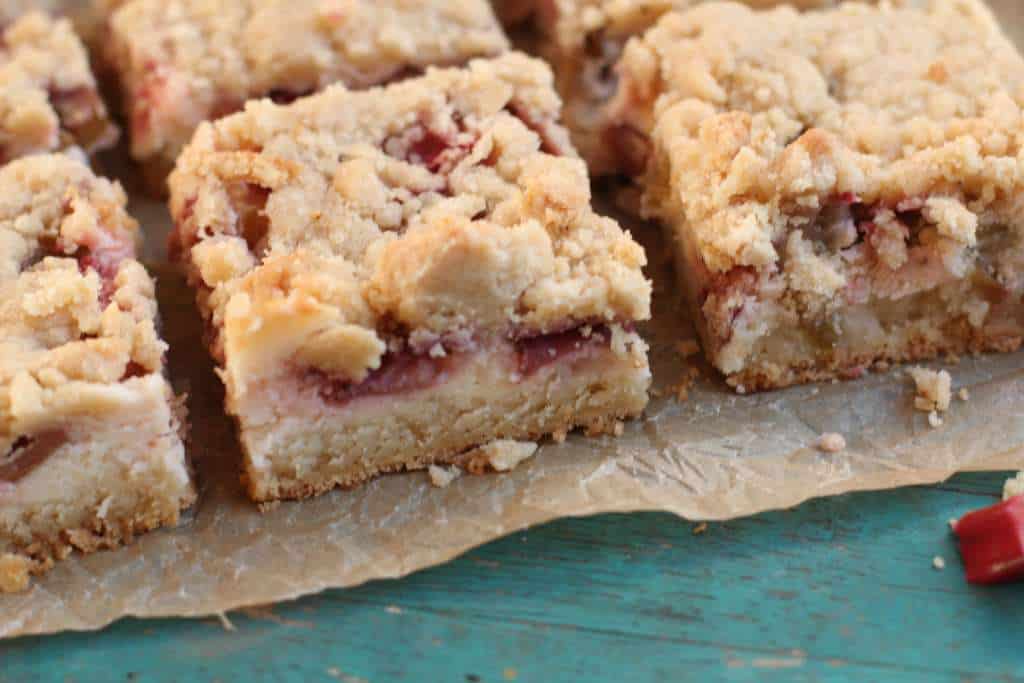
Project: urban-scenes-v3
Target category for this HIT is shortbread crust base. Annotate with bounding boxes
[235,340,650,501]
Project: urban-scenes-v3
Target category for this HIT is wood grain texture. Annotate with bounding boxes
[1,472,1021,682]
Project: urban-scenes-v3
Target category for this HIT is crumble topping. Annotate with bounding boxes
[908,367,952,413]
[614,0,1024,274]
[0,11,117,161]
[0,155,165,451]
[102,0,509,166]
[170,54,652,399]
[1006,472,1024,501]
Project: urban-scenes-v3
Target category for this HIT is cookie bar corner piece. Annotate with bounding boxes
[169,52,652,502]
[0,10,118,162]
[0,154,194,591]
[607,0,1024,391]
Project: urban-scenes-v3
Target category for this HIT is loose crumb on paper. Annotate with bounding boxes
[1005,472,1024,501]
[428,465,462,488]
[0,554,31,593]
[908,367,952,414]
[932,556,946,570]
[462,440,538,474]
[958,387,970,402]
[814,432,846,453]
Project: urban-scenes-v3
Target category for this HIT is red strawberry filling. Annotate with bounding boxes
[0,431,67,483]
[302,325,615,408]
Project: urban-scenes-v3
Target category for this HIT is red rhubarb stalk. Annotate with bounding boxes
[953,495,1024,585]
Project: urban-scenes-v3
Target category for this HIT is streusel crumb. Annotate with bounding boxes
[909,368,952,413]
[461,440,539,474]
[428,465,463,488]
[814,432,846,454]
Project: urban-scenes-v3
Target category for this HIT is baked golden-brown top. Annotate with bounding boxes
[169,53,651,394]
[611,0,1024,273]
[0,155,166,449]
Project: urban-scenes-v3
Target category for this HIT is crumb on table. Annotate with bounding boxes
[933,556,946,570]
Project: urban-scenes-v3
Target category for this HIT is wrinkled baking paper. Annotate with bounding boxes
[1,0,1022,640]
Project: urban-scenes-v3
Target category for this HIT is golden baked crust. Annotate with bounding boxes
[0,11,117,162]
[608,0,1024,389]
[100,0,509,171]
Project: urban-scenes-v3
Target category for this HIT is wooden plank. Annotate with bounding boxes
[1,472,1021,682]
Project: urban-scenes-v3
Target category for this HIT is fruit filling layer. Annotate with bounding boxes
[298,325,617,409]
[0,431,66,483]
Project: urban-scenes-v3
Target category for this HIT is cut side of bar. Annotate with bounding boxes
[605,0,1024,390]
[0,155,194,592]
[99,0,509,182]
[169,53,652,501]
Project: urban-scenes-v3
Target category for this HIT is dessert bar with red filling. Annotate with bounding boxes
[0,155,195,593]
[492,0,841,174]
[169,53,652,502]
[604,0,1024,391]
[0,11,118,164]
[99,0,510,185]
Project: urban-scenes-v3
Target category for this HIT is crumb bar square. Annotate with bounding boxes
[0,11,118,163]
[100,0,509,183]
[606,0,1024,391]
[169,53,652,501]
[494,0,841,174]
[0,155,194,592]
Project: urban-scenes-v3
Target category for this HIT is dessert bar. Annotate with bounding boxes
[494,0,840,174]
[0,155,194,592]
[606,0,1024,390]
[100,0,509,183]
[169,53,652,501]
[0,11,117,163]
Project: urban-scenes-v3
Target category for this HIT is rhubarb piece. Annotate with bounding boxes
[169,53,652,502]
[605,0,1024,390]
[0,154,195,592]
[493,0,843,174]
[0,11,117,162]
[99,0,509,185]
[953,496,1024,585]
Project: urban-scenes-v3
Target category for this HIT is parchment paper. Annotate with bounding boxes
[1,0,1022,640]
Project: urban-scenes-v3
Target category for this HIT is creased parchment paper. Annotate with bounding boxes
[2,0,1023,640]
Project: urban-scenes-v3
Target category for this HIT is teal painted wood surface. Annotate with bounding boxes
[1,471,1022,682]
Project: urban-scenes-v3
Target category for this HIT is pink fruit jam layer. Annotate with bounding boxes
[302,325,615,408]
